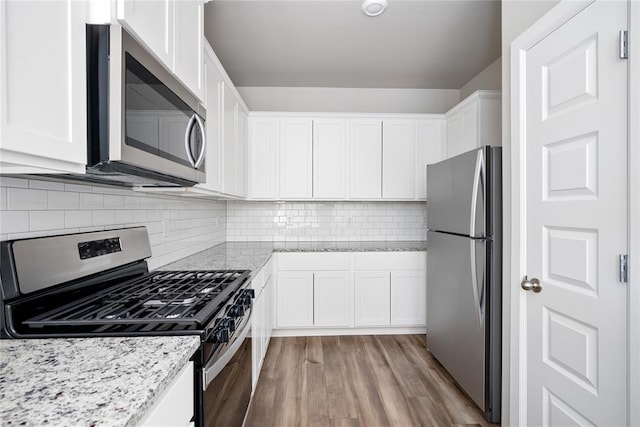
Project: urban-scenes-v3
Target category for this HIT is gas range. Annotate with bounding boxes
[0,227,255,427]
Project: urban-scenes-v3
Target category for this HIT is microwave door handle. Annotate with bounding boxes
[184,114,198,168]
[193,114,206,169]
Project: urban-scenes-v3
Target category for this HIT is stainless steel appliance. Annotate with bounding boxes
[0,227,252,427]
[85,25,206,187]
[426,146,501,423]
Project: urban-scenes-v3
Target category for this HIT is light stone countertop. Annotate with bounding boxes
[160,240,427,274]
[0,336,200,427]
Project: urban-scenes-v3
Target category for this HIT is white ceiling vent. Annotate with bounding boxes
[361,0,388,17]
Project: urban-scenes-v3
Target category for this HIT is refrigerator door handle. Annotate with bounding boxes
[470,239,485,325]
[469,149,485,238]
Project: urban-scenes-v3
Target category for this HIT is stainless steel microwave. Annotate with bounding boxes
[86,25,206,187]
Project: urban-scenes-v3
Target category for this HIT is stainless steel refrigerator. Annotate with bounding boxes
[426,146,501,423]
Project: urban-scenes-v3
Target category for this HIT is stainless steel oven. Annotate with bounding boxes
[86,25,206,187]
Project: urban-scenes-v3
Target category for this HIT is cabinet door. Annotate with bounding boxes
[236,109,248,198]
[382,119,417,199]
[446,112,464,158]
[199,46,223,192]
[314,272,351,327]
[417,118,446,200]
[313,119,347,199]
[349,120,382,199]
[390,270,426,326]
[173,0,204,101]
[460,103,480,154]
[279,118,313,199]
[0,0,87,174]
[222,82,238,195]
[263,274,273,354]
[117,0,173,67]
[276,272,314,328]
[249,118,279,199]
[251,287,264,389]
[354,272,390,326]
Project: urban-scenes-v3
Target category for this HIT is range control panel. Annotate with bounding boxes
[78,237,122,260]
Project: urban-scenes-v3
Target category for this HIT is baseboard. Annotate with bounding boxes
[271,326,427,337]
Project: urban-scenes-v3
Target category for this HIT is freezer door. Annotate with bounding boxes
[427,147,486,237]
[426,230,486,410]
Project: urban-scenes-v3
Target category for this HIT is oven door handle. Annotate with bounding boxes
[203,309,252,389]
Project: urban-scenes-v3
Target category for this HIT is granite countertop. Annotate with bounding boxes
[160,240,427,273]
[0,336,200,427]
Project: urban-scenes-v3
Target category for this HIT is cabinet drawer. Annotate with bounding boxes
[354,252,426,271]
[277,252,350,271]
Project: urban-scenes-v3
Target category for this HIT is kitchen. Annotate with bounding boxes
[0,0,638,426]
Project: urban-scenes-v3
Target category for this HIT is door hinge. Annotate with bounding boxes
[619,254,628,283]
[619,30,628,59]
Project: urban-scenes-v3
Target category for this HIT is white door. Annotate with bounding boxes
[382,119,417,199]
[276,271,314,328]
[390,270,426,326]
[117,0,173,67]
[519,1,628,425]
[221,82,237,195]
[349,119,382,199]
[313,271,351,327]
[354,271,390,326]
[249,117,279,199]
[200,48,223,192]
[417,118,446,199]
[313,119,347,199]
[173,0,203,101]
[279,118,313,199]
[236,109,248,198]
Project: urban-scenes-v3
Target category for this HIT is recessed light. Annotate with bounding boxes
[361,0,388,17]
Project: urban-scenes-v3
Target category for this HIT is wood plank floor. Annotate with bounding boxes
[245,335,497,427]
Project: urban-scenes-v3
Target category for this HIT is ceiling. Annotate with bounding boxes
[203,0,501,89]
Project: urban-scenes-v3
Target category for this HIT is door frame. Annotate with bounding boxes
[507,0,638,425]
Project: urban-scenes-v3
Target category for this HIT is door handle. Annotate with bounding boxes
[184,113,206,169]
[521,275,542,293]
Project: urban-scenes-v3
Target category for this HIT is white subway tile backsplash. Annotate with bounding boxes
[1,211,30,234]
[30,211,65,231]
[1,179,227,268]
[48,191,80,210]
[7,188,48,210]
[226,201,426,242]
[79,193,104,210]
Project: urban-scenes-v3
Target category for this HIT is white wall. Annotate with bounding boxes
[500,0,560,424]
[237,87,460,114]
[227,201,426,242]
[459,57,502,100]
[0,177,227,270]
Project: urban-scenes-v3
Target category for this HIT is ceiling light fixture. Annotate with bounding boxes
[361,0,388,17]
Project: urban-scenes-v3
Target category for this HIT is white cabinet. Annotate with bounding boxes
[173,0,204,101]
[349,119,383,199]
[275,252,426,334]
[0,0,87,174]
[236,109,248,198]
[139,361,194,427]
[251,258,274,390]
[417,118,446,199]
[390,270,427,326]
[354,272,391,327]
[276,272,314,328]
[249,118,279,199]
[314,272,351,327]
[382,119,417,199]
[222,82,237,195]
[279,118,313,199]
[313,119,348,199]
[445,90,501,158]
[117,0,204,101]
[117,0,173,67]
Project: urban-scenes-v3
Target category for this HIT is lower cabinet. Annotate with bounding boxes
[275,252,426,333]
[139,361,194,427]
[251,259,274,390]
[354,272,390,326]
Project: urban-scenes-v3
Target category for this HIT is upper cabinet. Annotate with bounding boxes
[349,120,382,199]
[249,114,446,201]
[0,0,87,174]
[445,90,501,158]
[117,0,204,101]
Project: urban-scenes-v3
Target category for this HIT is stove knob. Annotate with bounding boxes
[212,327,229,344]
[244,289,255,299]
[222,317,236,332]
[227,304,245,318]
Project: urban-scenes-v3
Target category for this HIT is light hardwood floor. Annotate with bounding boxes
[245,335,496,427]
